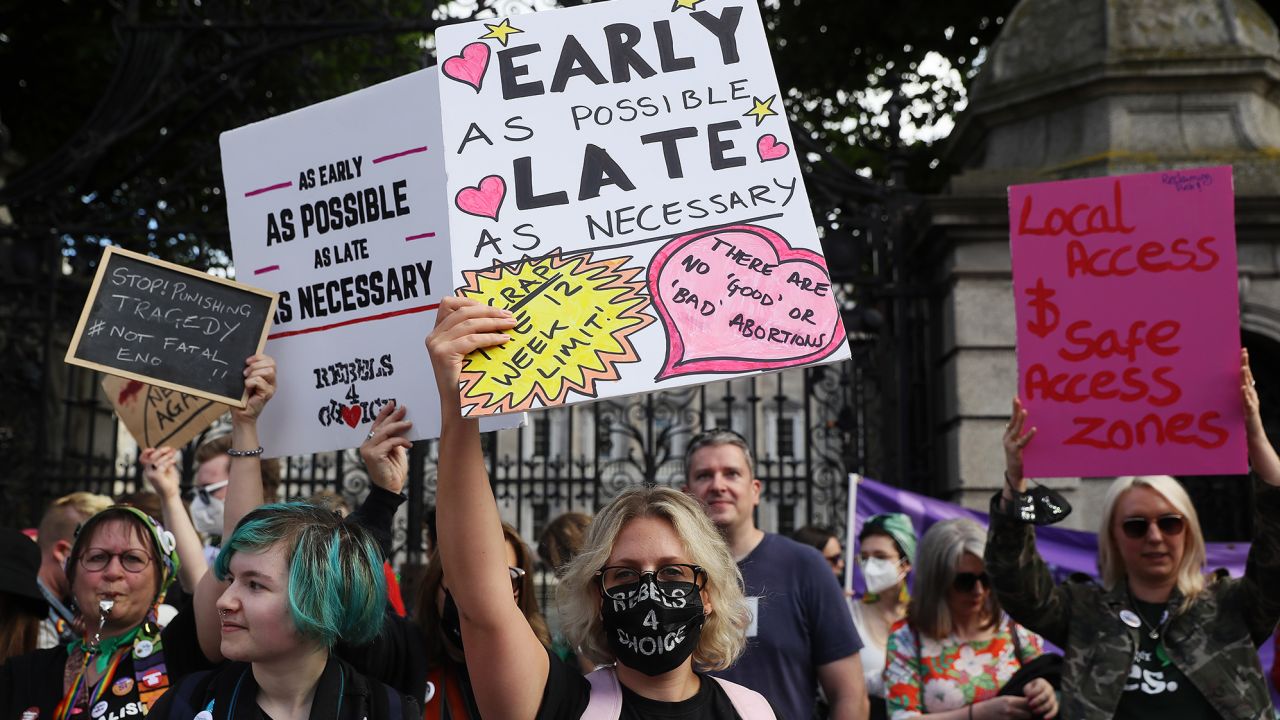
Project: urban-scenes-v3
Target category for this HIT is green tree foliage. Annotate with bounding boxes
[0,0,448,271]
[762,0,1016,191]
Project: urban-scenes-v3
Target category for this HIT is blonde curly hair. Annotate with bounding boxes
[556,486,750,671]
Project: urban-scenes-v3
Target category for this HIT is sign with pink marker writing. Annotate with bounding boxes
[436,0,849,415]
[221,69,522,458]
[1009,166,1246,477]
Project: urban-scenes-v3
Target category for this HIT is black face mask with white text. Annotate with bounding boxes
[601,580,705,676]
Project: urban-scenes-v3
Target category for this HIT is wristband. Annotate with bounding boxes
[1002,473,1072,525]
[226,446,264,457]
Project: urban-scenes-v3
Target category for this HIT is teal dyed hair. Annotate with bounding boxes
[214,502,387,647]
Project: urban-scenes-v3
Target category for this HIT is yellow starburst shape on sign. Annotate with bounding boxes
[457,250,654,414]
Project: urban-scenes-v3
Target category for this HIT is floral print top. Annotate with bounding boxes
[883,616,1043,719]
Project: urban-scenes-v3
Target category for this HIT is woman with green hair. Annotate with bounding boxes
[151,503,419,719]
[148,352,418,720]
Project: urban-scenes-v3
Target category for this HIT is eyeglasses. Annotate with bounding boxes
[187,479,229,504]
[824,553,843,569]
[80,548,152,573]
[508,566,526,588]
[595,564,705,600]
[952,571,989,593]
[1121,514,1185,539]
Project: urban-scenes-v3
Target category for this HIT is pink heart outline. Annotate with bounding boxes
[442,42,491,92]
[455,175,506,221]
[648,224,846,381]
[757,134,790,162]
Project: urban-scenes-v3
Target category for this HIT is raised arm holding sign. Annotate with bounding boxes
[221,68,523,458]
[65,246,276,407]
[988,350,1280,718]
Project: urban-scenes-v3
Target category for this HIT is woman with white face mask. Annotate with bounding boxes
[853,513,916,720]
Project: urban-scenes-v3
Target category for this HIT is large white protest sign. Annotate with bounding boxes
[437,0,850,416]
[222,69,522,458]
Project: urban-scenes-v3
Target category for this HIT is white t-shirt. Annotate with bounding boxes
[850,601,888,698]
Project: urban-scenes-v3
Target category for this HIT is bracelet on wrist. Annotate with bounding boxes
[226,446,264,457]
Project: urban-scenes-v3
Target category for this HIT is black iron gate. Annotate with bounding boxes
[12,343,882,569]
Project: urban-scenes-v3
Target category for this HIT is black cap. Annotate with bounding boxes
[0,528,45,605]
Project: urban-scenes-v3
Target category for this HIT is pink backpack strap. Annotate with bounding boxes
[710,676,777,719]
[581,667,623,720]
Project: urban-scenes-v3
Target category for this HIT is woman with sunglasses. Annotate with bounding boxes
[884,518,1056,719]
[990,349,1280,718]
[425,297,776,719]
[342,399,552,715]
[414,520,550,718]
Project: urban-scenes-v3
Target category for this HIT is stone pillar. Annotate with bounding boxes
[920,0,1280,529]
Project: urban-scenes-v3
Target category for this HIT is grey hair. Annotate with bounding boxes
[683,429,754,479]
[907,518,999,638]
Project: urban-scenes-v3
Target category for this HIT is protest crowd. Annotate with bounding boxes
[5,0,1280,717]
[0,299,1274,720]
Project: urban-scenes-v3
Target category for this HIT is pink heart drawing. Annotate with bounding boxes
[648,224,845,380]
[757,134,790,162]
[455,175,506,221]
[442,42,491,92]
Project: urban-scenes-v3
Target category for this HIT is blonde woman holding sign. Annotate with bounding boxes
[426,297,779,720]
[989,349,1280,718]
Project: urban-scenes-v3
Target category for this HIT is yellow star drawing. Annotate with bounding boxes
[671,0,705,10]
[479,19,523,47]
[743,95,778,126]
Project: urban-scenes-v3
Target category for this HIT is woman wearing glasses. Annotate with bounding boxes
[0,504,209,719]
[425,298,776,719]
[990,349,1280,718]
[883,518,1056,719]
[0,355,273,720]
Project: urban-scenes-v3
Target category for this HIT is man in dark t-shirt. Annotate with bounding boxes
[683,430,868,720]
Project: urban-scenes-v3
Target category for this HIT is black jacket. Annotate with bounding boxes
[147,655,419,720]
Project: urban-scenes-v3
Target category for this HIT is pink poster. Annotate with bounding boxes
[1008,167,1246,478]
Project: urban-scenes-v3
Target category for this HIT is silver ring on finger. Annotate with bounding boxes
[367,429,376,440]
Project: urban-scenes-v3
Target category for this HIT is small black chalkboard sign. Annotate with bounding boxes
[66,247,277,407]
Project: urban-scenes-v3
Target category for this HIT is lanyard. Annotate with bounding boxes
[53,646,128,720]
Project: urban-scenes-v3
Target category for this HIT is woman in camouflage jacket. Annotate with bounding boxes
[987,349,1280,719]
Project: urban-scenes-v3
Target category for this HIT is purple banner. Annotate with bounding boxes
[849,476,1275,702]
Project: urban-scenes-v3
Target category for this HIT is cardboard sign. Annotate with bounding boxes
[103,376,228,449]
[437,0,849,416]
[221,68,522,458]
[1009,166,1246,477]
[66,247,276,406]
